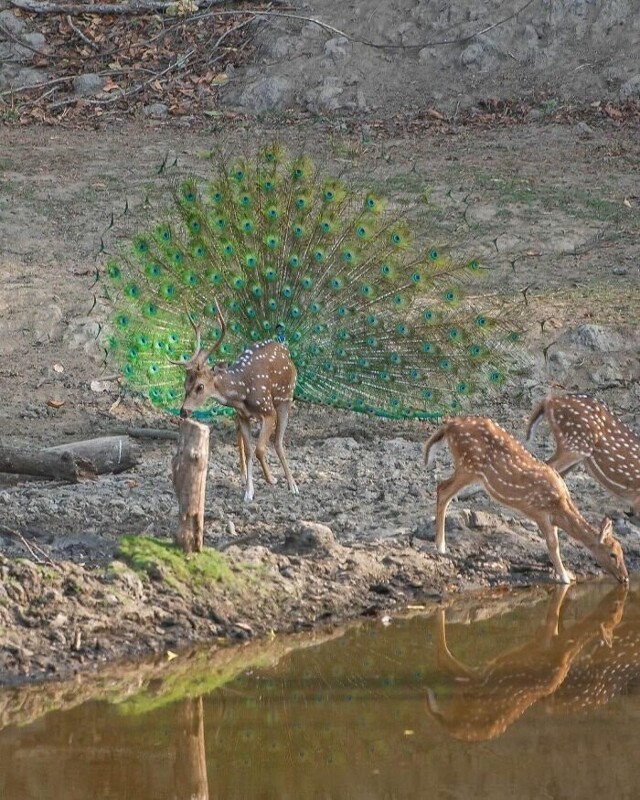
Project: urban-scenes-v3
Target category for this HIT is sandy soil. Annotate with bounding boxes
[1,0,639,686]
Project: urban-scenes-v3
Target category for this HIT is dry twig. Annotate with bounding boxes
[0,524,59,569]
[9,0,234,15]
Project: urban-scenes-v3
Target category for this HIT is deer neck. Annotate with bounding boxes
[210,369,247,405]
[550,499,600,548]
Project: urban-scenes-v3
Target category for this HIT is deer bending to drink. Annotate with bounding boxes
[527,394,640,514]
[424,416,628,584]
[174,306,298,502]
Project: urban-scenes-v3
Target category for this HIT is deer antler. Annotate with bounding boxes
[167,299,226,367]
[213,297,226,350]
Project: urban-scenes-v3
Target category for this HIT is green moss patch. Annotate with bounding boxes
[115,535,234,593]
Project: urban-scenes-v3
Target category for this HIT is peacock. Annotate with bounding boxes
[99,143,523,421]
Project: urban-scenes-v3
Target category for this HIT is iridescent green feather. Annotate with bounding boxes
[100,145,523,419]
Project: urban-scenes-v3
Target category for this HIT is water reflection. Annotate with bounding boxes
[426,584,626,741]
[2,584,640,799]
[173,697,209,800]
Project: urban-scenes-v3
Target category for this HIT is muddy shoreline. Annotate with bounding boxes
[2,400,640,688]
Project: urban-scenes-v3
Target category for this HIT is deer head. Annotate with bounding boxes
[168,300,228,418]
[590,518,628,583]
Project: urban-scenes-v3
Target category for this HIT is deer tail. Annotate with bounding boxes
[526,399,548,443]
[424,423,449,469]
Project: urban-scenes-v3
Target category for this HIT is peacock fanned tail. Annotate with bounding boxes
[100,143,523,420]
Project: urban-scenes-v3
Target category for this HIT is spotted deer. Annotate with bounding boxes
[424,416,628,584]
[527,394,640,515]
[425,584,627,741]
[174,306,298,502]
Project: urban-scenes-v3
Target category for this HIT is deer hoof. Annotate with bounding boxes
[243,490,254,503]
[289,482,299,495]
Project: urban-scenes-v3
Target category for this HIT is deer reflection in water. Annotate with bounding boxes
[542,591,640,717]
[426,585,628,742]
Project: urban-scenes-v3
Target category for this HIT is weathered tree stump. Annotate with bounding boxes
[171,419,209,554]
[0,436,139,482]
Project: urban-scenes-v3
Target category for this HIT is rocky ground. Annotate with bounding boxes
[1,1,639,686]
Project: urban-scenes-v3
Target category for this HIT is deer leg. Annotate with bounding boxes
[433,609,477,679]
[536,516,575,584]
[425,688,443,720]
[236,422,247,480]
[236,417,255,503]
[255,413,277,487]
[274,403,299,495]
[539,584,571,644]
[547,447,583,476]
[435,469,474,554]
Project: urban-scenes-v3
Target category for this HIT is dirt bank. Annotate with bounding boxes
[1,114,639,686]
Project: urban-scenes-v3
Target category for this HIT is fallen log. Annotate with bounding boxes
[45,436,140,473]
[0,436,140,482]
[171,419,209,554]
[125,427,179,441]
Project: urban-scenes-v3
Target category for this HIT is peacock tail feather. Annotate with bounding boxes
[100,144,523,420]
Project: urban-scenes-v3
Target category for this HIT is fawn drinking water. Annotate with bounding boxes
[424,415,628,584]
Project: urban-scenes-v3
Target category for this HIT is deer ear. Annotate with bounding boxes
[599,517,613,543]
